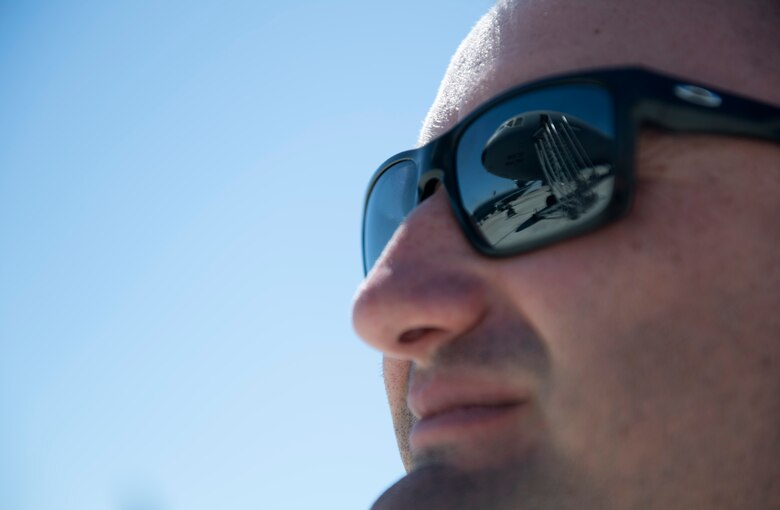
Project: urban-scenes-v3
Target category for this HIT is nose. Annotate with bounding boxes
[352,187,490,367]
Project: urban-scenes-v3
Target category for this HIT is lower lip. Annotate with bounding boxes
[409,403,524,450]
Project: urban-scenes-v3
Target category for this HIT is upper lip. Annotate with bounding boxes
[407,372,531,420]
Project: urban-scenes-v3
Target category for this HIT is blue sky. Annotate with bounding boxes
[0,1,494,509]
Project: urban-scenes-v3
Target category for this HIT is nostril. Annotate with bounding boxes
[398,327,439,344]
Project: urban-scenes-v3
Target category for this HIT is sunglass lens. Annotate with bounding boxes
[456,84,617,254]
[363,160,418,272]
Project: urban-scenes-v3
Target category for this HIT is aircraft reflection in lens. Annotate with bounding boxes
[475,111,614,247]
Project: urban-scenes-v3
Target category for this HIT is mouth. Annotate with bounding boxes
[409,402,524,451]
[406,375,531,452]
[409,402,527,451]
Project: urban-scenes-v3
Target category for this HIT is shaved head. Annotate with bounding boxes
[420,0,780,144]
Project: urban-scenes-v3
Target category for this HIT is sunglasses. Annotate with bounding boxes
[362,66,780,274]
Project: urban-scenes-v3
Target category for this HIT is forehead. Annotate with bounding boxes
[419,0,780,144]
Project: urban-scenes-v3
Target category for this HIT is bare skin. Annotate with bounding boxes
[353,1,780,508]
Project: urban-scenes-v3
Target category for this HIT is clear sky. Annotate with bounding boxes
[0,1,494,509]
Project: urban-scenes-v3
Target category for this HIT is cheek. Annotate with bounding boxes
[498,135,778,341]
[489,135,776,410]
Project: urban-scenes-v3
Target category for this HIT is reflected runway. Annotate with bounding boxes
[476,174,614,248]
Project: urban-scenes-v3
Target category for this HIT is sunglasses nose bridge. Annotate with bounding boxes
[418,168,445,202]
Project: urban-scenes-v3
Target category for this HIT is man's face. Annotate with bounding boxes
[352,1,780,509]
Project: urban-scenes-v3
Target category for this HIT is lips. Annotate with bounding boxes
[406,373,530,451]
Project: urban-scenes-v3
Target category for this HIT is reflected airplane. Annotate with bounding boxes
[480,111,613,231]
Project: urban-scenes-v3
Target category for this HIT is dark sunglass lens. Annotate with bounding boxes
[456,84,616,254]
[363,160,418,272]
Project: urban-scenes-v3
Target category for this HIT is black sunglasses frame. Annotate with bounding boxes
[362,66,780,274]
